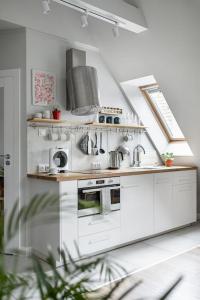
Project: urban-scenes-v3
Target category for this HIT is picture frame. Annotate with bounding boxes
[32,69,56,106]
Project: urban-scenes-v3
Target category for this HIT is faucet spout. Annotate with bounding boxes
[133,144,146,167]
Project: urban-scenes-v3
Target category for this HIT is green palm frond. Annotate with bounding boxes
[6,193,60,243]
[0,193,183,299]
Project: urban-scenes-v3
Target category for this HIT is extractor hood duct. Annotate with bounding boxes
[66,48,100,116]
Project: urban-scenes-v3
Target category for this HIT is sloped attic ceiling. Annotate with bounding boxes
[88,0,200,168]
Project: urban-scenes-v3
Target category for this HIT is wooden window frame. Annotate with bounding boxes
[140,84,186,142]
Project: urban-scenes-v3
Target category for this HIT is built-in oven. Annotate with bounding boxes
[78,177,120,218]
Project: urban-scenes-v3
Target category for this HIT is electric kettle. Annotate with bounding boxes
[109,151,123,169]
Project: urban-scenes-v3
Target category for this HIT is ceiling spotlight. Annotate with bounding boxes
[42,0,51,14]
[81,10,89,28]
[112,22,120,38]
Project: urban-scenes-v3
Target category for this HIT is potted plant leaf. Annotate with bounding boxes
[161,152,174,167]
[0,194,182,299]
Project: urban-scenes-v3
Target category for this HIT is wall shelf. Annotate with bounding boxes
[27,119,146,130]
[27,118,68,124]
[85,122,146,129]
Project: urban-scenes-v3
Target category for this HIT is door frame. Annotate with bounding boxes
[0,69,20,249]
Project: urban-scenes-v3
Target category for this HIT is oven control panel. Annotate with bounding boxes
[78,177,120,188]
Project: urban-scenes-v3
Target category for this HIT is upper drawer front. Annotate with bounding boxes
[155,173,173,185]
[78,211,120,237]
[174,170,196,185]
[121,174,153,188]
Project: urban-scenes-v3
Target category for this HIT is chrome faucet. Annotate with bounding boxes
[133,144,146,167]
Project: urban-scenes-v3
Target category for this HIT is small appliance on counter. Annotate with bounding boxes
[109,150,124,169]
[49,147,69,173]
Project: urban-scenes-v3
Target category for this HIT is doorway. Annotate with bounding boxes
[0,70,20,250]
[0,87,4,236]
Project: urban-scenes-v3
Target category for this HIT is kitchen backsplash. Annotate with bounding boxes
[25,29,161,173]
[27,125,160,172]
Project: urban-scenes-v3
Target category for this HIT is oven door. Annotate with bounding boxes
[78,188,104,217]
[108,186,121,211]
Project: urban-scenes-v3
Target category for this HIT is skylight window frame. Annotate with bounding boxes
[140,83,186,142]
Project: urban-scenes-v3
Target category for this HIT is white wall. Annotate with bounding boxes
[26,28,159,171]
[88,0,200,209]
[88,0,200,159]
[28,127,159,172]
[26,28,134,117]
[0,28,27,246]
[0,29,27,196]
[0,26,159,249]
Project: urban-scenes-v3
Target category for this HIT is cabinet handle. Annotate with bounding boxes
[88,220,109,226]
[177,188,192,192]
[89,236,109,245]
[156,180,170,184]
[177,179,191,183]
[121,185,139,189]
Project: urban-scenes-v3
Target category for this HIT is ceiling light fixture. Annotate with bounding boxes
[81,10,88,28]
[112,22,120,38]
[42,0,51,14]
[41,0,124,36]
[52,0,124,28]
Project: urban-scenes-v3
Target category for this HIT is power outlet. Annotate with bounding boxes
[38,128,47,137]
[38,164,46,173]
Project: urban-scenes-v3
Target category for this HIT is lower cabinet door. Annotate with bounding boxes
[173,182,197,227]
[155,171,197,233]
[154,173,174,233]
[121,175,154,244]
[79,228,120,255]
[60,181,78,259]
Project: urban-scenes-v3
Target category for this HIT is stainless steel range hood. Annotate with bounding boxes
[66,48,100,116]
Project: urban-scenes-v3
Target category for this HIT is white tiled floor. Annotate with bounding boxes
[11,223,200,299]
[107,222,200,275]
[88,223,200,290]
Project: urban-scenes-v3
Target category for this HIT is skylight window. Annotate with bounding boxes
[140,84,185,142]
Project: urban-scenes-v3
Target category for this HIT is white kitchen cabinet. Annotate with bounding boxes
[121,174,154,244]
[28,169,197,260]
[155,170,197,233]
[60,181,78,259]
[28,179,78,262]
[173,171,197,227]
[154,173,174,233]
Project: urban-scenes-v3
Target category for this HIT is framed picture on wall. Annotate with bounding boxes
[32,70,56,106]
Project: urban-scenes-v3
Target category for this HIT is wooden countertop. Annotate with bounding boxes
[27,166,197,182]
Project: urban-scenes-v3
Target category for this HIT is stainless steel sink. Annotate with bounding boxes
[129,166,166,170]
[73,169,115,175]
[73,166,166,174]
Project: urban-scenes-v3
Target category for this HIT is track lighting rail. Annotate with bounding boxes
[42,0,147,34]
